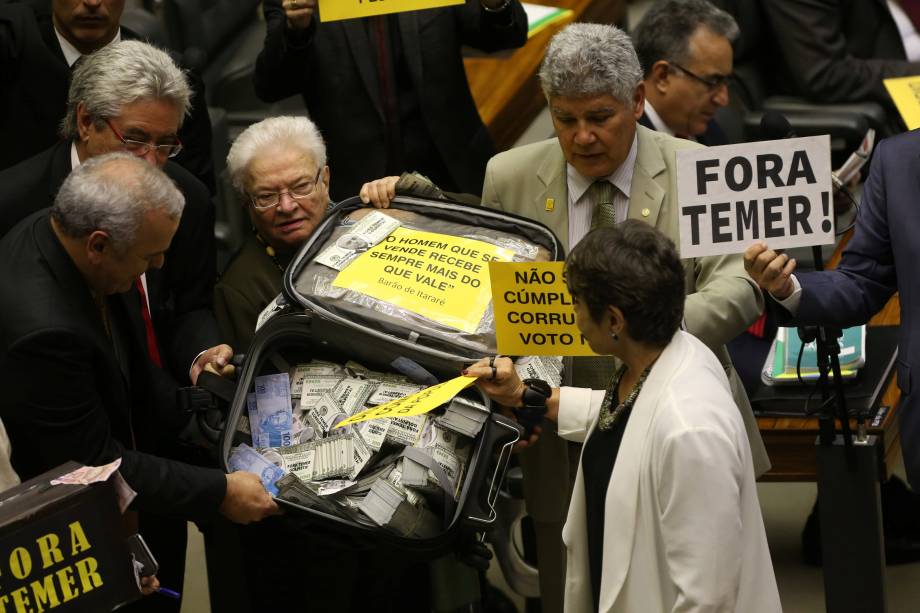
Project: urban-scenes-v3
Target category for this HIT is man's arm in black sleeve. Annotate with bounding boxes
[253,0,315,103]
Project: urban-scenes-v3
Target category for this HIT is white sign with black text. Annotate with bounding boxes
[677,135,833,258]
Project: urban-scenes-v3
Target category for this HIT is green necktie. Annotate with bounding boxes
[589,180,616,229]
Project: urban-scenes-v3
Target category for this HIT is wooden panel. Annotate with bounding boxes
[464,0,627,151]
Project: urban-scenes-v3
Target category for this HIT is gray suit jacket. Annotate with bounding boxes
[482,125,770,480]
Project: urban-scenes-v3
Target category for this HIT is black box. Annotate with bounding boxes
[0,462,139,612]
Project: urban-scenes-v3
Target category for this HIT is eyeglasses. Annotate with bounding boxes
[104,119,183,159]
[670,62,733,92]
[250,167,324,210]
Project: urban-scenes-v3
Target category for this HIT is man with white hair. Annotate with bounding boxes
[479,23,767,610]
[0,153,277,564]
[215,115,331,350]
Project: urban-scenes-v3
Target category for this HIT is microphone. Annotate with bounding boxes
[759,110,797,141]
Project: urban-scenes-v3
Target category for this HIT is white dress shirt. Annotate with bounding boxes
[55,27,122,67]
[566,134,638,249]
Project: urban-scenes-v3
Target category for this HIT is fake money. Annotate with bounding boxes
[228,444,285,496]
[254,374,294,447]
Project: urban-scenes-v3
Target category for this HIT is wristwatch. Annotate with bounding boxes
[515,378,551,436]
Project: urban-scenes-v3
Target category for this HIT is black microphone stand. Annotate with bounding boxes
[805,232,886,613]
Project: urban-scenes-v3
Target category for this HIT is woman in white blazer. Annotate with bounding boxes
[470,221,781,612]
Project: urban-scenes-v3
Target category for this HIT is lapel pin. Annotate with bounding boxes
[641,208,650,217]
[545,198,555,211]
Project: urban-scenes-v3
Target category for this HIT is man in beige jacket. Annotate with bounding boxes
[479,23,769,611]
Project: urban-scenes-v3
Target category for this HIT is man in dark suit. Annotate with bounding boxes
[0,40,227,611]
[745,130,920,487]
[0,0,215,192]
[632,0,737,146]
[761,0,920,115]
[252,0,527,201]
[0,153,277,601]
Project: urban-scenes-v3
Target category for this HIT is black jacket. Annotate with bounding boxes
[0,140,221,433]
[0,211,226,522]
[637,112,729,146]
[0,0,215,191]
[762,0,920,105]
[253,0,527,200]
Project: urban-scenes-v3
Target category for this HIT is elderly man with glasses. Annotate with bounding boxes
[632,0,738,145]
[214,116,332,350]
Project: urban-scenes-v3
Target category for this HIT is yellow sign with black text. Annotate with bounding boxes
[490,261,598,356]
[332,227,514,333]
[318,0,464,22]
[336,375,476,427]
[884,76,920,130]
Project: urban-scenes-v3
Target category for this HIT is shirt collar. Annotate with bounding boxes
[643,100,674,136]
[566,132,639,202]
[70,141,81,171]
[55,27,122,68]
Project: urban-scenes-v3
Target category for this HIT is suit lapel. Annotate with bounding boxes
[397,12,424,88]
[598,333,685,609]
[536,145,571,252]
[628,126,666,229]
[341,21,385,122]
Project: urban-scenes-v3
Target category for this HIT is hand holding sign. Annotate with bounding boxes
[743,242,797,300]
[281,0,315,30]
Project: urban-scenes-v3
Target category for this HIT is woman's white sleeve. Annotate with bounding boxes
[556,387,606,443]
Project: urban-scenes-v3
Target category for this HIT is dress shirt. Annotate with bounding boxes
[566,134,637,248]
[55,27,122,67]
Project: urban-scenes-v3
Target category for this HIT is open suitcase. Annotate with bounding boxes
[217,195,563,555]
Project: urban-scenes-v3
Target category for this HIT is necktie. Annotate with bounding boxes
[134,279,162,368]
[370,16,401,171]
[589,180,616,230]
[573,180,619,389]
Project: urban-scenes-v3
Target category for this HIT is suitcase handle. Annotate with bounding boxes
[463,413,522,528]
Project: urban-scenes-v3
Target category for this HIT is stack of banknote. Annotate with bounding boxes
[229,356,538,539]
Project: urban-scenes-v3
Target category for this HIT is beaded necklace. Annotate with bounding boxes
[597,361,655,431]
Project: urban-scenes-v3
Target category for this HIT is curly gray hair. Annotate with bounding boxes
[52,152,185,252]
[226,116,328,196]
[61,40,191,140]
[538,23,642,103]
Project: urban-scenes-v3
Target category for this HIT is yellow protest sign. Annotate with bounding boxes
[318,0,464,22]
[489,261,598,356]
[884,76,920,130]
[333,227,514,333]
[336,375,476,427]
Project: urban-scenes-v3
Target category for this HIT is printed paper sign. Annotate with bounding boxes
[332,227,514,333]
[336,375,476,427]
[677,135,833,257]
[884,76,920,131]
[319,0,464,22]
[490,261,597,356]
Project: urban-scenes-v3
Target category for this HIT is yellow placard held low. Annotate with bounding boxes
[336,375,476,427]
[333,227,514,333]
[490,261,598,356]
[884,76,920,130]
[318,0,464,22]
